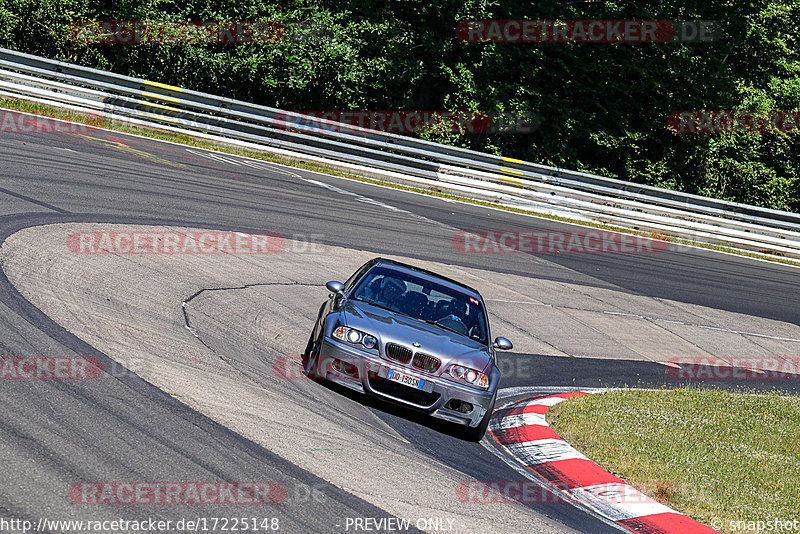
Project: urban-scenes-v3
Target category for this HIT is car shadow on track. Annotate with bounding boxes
[304,370,478,441]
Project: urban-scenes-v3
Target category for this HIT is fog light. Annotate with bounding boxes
[444,399,474,414]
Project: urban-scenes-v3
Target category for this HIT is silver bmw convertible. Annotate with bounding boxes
[302,258,513,441]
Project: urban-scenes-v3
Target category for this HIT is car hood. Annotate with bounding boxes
[342,299,492,373]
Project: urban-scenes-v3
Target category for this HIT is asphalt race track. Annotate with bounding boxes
[0,115,798,533]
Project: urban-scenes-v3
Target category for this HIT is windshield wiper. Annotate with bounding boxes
[418,318,474,340]
[353,298,410,317]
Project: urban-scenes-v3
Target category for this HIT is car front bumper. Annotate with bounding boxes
[316,337,495,428]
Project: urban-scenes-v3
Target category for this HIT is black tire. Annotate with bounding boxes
[463,392,496,442]
[302,327,316,361]
[302,327,323,380]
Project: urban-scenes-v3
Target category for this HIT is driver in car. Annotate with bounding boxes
[443,298,467,323]
[437,298,469,335]
[362,277,406,309]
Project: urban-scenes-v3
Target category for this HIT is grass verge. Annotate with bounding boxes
[547,388,800,533]
[2,96,799,268]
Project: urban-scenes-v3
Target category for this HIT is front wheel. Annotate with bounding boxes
[302,327,323,380]
[463,392,496,442]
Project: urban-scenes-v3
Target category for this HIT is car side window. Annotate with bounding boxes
[352,273,382,302]
[343,261,376,293]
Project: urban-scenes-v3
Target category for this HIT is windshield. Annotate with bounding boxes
[351,266,489,344]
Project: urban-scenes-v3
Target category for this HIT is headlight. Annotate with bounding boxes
[448,365,467,379]
[362,335,377,349]
[446,364,489,389]
[333,326,378,350]
[346,329,361,343]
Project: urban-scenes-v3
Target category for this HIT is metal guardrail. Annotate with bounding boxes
[1,46,800,259]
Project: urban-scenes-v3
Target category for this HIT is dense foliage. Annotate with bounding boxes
[1,0,798,211]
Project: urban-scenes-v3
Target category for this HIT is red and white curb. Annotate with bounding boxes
[488,390,720,533]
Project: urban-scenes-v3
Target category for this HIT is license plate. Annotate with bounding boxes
[386,368,425,390]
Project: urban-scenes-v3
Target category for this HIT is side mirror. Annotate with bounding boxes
[325,281,345,296]
[493,337,513,350]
